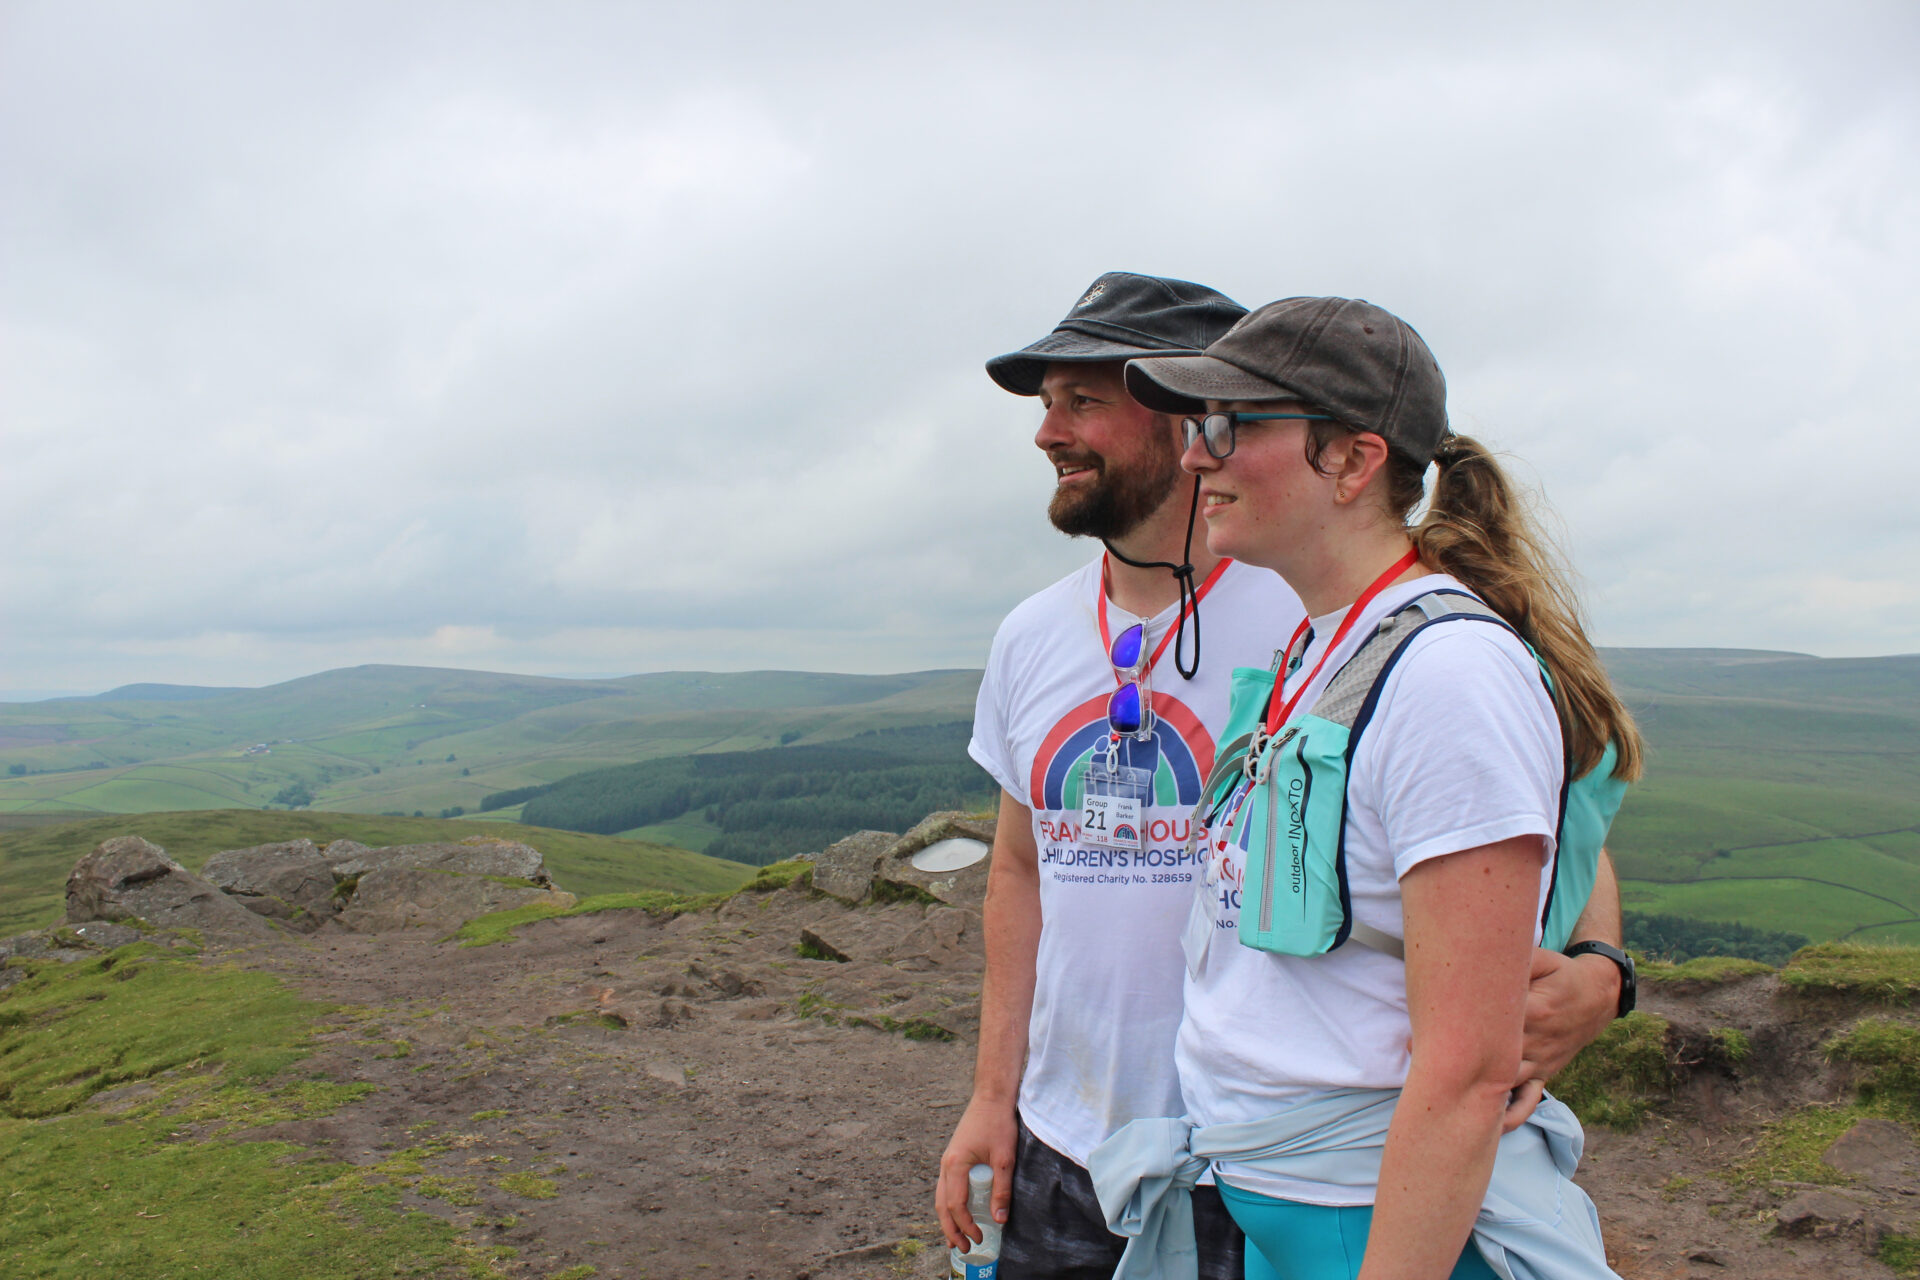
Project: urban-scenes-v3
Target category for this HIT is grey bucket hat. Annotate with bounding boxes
[986,272,1247,396]
[1126,296,1450,463]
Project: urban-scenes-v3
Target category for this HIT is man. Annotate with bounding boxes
[938,273,1632,1278]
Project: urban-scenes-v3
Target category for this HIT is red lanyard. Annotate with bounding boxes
[1264,547,1423,736]
[1097,556,1234,687]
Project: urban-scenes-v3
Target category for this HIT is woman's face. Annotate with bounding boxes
[1179,398,1335,572]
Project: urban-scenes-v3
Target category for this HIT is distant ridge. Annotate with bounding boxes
[86,683,248,703]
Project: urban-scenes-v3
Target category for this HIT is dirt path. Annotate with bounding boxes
[230,877,1916,1280]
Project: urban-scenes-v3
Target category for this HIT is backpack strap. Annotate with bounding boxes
[1308,590,1524,959]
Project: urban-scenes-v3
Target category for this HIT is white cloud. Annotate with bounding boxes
[1,0,1916,692]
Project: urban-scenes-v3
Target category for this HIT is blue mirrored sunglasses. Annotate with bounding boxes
[1181,411,1332,460]
[1107,622,1152,737]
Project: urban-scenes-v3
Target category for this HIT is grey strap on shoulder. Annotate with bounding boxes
[1313,590,1506,962]
[1183,730,1255,859]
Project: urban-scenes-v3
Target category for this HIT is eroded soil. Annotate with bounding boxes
[217,878,1918,1280]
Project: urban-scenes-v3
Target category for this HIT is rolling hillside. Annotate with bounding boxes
[0,667,981,819]
[2,651,1916,942]
[1601,649,1920,944]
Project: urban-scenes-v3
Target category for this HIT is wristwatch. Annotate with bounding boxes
[1563,940,1636,1018]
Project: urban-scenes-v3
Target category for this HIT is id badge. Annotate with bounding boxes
[1081,759,1152,851]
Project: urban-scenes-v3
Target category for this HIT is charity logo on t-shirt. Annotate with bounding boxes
[1026,691,1216,877]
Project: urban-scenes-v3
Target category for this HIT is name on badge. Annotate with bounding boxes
[1080,793,1144,850]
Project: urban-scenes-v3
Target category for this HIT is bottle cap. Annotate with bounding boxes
[968,1163,993,1189]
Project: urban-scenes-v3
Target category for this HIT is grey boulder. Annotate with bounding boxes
[874,811,996,908]
[65,836,277,941]
[810,830,901,904]
[333,865,574,934]
[202,839,343,931]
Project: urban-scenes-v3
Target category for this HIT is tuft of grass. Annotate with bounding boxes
[1825,1018,1920,1119]
[414,1175,483,1207]
[1710,1026,1752,1065]
[497,1172,559,1200]
[1638,955,1775,986]
[1660,1174,1695,1202]
[1882,1231,1920,1277]
[1782,943,1920,1003]
[471,1108,509,1122]
[869,878,941,908]
[1548,1011,1672,1131]
[743,859,813,893]
[548,1267,598,1280]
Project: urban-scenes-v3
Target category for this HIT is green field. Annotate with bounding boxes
[0,667,981,819]
[0,810,754,939]
[1604,649,1920,942]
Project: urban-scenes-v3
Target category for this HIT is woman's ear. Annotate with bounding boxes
[1332,432,1392,504]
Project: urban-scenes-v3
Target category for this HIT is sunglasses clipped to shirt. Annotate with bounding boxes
[1107,621,1152,738]
[1181,411,1332,460]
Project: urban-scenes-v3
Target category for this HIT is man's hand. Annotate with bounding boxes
[1503,946,1623,1131]
[936,1097,1016,1250]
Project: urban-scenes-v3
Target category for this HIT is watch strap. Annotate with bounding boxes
[1564,939,1636,1018]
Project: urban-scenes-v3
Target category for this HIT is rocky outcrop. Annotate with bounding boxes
[202,839,342,930]
[333,866,573,933]
[811,830,901,904]
[66,837,278,941]
[874,811,995,909]
[331,840,553,885]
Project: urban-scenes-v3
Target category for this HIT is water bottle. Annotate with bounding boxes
[950,1162,1000,1279]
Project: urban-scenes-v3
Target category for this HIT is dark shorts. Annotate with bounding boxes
[1001,1113,1245,1280]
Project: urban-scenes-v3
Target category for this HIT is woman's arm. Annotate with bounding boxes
[1359,835,1545,1280]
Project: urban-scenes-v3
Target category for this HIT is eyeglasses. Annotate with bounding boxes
[1107,622,1154,738]
[1181,411,1332,460]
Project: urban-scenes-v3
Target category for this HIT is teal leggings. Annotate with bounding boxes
[1216,1180,1500,1280]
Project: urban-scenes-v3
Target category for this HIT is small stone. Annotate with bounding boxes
[1773,1189,1866,1239]
[798,929,850,963]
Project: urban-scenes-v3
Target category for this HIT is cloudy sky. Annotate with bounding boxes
[3,1,1916,695]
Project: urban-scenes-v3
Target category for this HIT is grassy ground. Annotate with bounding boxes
[0,941,497,1278]
[450,859,813,947]
[0,810,754,938]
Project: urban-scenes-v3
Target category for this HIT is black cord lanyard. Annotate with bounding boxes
[1101,476,1204,680]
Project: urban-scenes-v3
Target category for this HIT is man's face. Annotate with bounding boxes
[1034,361,1184,540]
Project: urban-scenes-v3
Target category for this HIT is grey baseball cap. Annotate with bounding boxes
[1126,296,1449,463]
[986,272,1247,397]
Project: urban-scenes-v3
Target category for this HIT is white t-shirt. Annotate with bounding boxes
[1176,574,1564,1205]
[970,556,1306,1166]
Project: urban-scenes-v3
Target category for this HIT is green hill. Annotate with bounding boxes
[0,666,982,819]
[1601,649,1920,945]
[0,810,755,939]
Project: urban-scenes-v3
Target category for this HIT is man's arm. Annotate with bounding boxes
[936,789,1041,1250]
[1506,848,1625,1128]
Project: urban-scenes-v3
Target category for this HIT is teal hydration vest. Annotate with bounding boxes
[1190,590,1627,959]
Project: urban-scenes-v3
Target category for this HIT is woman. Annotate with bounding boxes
[1089,297,1641,1280]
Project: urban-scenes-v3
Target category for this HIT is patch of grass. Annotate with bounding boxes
[471,1108,509,1122]
[1548,1011,1672,1131]
[548,1268,597,1280]
[1637,955,1776,986]
[453,888,726,946]
[1783,943,1920,1003]
[497,1171,559,1200]
[1882,1231,1920,1277]
[743,859,813,892]
[1727,1104,1864,1186]
[414,1175,483,1207]
[794,988,847,1024]
[869,878,940,907]
[482,874,541,889]
[1711,1027,1752,1065]
[1660,1174,1695,1202]
[1825,1018,1920,1118]
[0,943,492,1278]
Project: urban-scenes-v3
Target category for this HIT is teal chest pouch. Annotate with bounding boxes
[1193,590,1629,960]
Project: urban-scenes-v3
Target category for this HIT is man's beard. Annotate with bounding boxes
[1046,427,1185,540]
